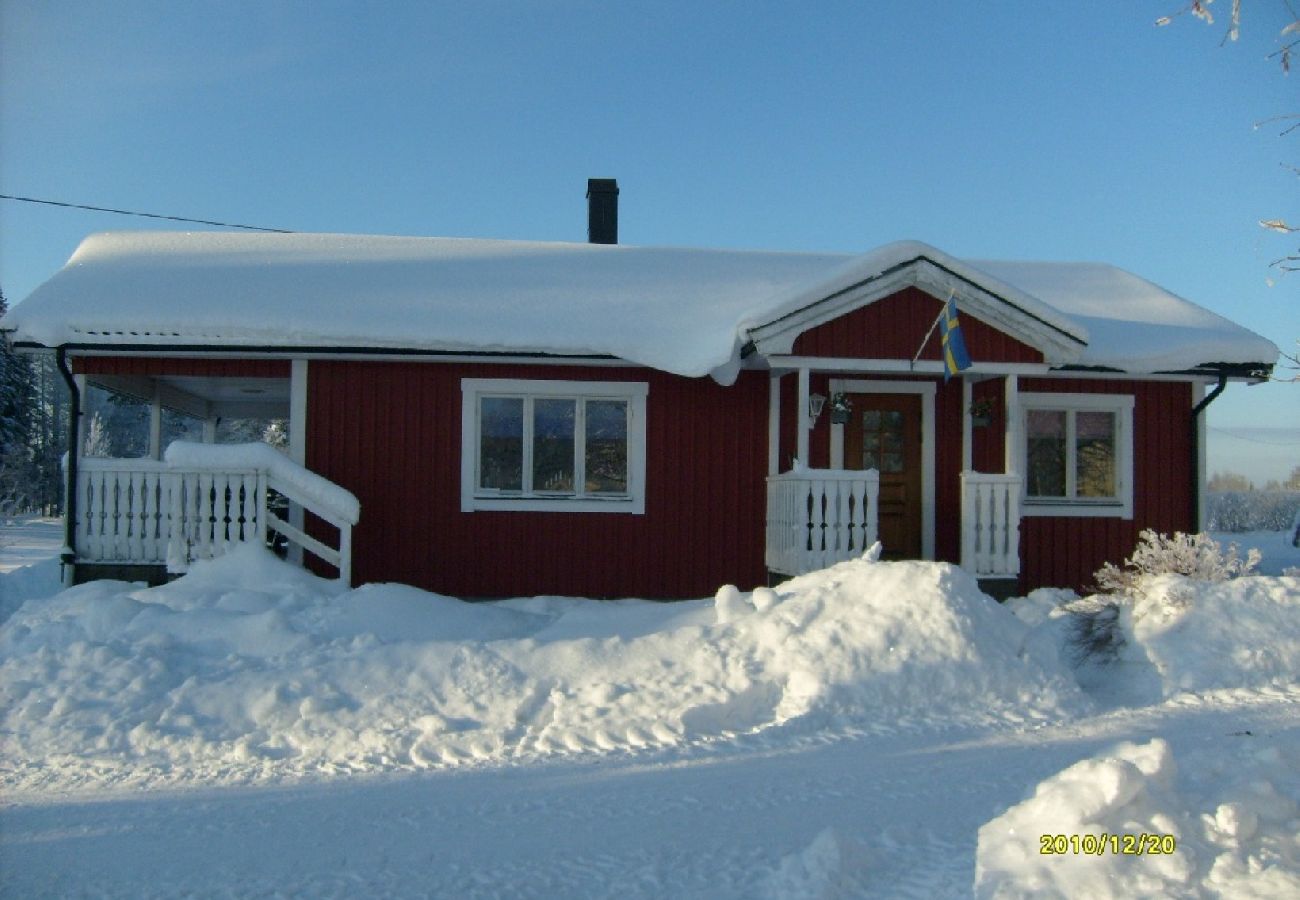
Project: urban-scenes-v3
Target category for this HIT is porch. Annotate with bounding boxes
[764,467,1021,580]
[763,362,1027,584]
[73,447,358,584]
[67,359,357,585]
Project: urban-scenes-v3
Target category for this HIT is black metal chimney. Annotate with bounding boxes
[586,178,618,244]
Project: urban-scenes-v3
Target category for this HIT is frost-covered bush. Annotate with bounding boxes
[1094,530,1260,596]
[1067,531,1261,668]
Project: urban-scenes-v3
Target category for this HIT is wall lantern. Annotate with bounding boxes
[808,392,827,427]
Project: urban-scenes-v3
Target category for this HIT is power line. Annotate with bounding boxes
[1209,426,1300,446]
[0,193,293,233]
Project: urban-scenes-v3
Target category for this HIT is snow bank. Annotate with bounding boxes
[1122,574,1300,698]
[163,440,359,523]
[1009,573,1300,708]
[0,548,1087,793]
[975,737,1300,898]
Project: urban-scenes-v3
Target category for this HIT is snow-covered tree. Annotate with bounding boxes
[82,411,112,458]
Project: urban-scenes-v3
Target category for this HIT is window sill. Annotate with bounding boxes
[463,495,645,514]
[1022,499,1132,520]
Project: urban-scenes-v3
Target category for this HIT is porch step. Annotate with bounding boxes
[977,577,1020,602]
[73,563,169,587]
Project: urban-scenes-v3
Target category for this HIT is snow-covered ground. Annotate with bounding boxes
[1,526,1297,898]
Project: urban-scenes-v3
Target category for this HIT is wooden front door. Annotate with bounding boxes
[843,393,923,559]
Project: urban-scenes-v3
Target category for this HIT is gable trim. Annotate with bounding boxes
[746,255,1087,365]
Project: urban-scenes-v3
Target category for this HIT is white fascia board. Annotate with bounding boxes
[746,258,1087,366]
[765,356,1052,376]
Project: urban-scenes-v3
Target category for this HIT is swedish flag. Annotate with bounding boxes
[939,296,972,380]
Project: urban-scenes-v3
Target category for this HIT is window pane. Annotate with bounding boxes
[585,400,628,494]
[480,397,523,491]
[1027,409,1066,497]
[1076,411,1116,498]
[533,399,575,493]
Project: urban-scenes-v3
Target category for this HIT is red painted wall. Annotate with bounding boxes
[307,361,771,598]
[792,287,1044,364]
[1017,378,1194,593]
[75,353,1196,598]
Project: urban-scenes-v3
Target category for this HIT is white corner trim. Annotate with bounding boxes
[828,378,937,560]
[289,359,309,467]
[460,377,649,514]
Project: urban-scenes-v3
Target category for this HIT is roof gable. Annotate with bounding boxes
[745,243,1087,365]
[790,286,1045,365]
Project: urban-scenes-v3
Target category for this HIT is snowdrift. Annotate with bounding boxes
[976,737,1300,899]
[1,546,1086,793]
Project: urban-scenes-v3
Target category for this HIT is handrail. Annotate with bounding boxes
[73,444,359,583]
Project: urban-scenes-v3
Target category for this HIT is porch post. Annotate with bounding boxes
[796,366,810,466]
[148,391,163,460]
[1003,375,1020,475]
[288,359,309,565]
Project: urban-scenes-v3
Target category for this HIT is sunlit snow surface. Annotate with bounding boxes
[1,534,1297,898]
[2,232,1277,376]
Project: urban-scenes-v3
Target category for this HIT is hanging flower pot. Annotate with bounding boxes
[969,397,995,428]
[829,392,853,425]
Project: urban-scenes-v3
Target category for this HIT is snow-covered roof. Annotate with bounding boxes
[3,231,1278,378]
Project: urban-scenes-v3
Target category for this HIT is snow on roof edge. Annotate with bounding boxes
[3,230,1280,378]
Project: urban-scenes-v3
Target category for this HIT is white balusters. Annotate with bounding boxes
[74,451,357,584]
[765,469,881,576]
[960,473,1022,577]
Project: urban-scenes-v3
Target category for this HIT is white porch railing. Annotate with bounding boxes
[960,472,1022,578]
[75,452,358,583]
[766,469,880,576]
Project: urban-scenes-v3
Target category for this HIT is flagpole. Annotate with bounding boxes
[910,290,954,371]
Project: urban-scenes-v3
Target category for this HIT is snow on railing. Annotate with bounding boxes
[75,443,359,583]
[766,468,880,576]
[960,472,1021,578]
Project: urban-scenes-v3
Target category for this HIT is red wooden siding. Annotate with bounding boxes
[1017,378,1194,593]
[795,373,1195,591]
[970,378,1007,473]
[792,287,1044,364]
[73,356,291,378]
[307,361,771,598]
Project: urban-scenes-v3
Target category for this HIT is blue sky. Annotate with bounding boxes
[1,1,1296,483]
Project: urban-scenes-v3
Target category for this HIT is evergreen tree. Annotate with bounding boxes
[0,286,37,514]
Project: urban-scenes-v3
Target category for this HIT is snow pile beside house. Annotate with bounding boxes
[975,737,1300,898]
[1123,574,1300,698]
[0,546,1086,793]
[1010,573,1300,705]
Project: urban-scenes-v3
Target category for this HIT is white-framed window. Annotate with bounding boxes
[1018,392,1134,518]
[460,378,648,513]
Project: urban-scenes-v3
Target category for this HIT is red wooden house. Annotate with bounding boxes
[4,184,1277,597]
